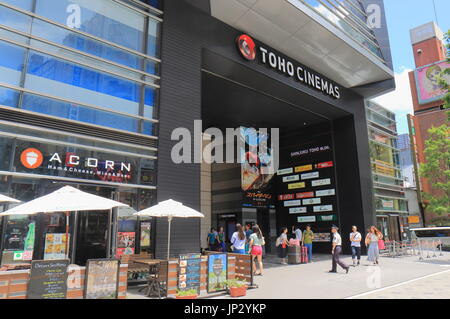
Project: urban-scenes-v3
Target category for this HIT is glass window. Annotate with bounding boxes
[24,50,148,117]
[21,93,143,134]
[0,41,26,86]
[35,0,150,53]
[0,136,13,171]
[30,19,159,75]
[0,5,33,33]
[1,0,34,11]
[0,86,20,108]
[1,215,37,266]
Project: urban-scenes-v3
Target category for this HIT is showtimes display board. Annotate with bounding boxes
[275,134,338,237]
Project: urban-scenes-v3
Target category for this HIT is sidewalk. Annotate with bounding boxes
[226,252,450,299]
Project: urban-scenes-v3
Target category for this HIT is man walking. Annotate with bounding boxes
[350,226,362,266]
[329,225,349,274]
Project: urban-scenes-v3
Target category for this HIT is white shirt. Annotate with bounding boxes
[350,232,362,247]
[333,233,342,246]
[294,229,302,240]
[230,232,246,250]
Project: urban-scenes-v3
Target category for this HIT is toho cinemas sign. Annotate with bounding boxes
[236,34,341,99]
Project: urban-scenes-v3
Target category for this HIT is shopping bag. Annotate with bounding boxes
[378,239,385,250]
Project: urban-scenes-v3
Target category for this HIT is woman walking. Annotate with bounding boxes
[248,225,264,276]
[366,226,383,265]
[230,224,247,254]
[276,227,290,264]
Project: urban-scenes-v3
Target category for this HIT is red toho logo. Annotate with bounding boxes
[236,34,256,61]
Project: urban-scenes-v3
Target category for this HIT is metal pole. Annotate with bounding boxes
[71,211,78,264]
[65,211,69,259]
[432,240,437,258]
[419,239,423,261]
[106,209,112,258]
[439,241,443,256]
[167,216,172,260]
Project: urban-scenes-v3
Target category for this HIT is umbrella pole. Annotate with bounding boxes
[167,216,172,260]
[65,211,69,259]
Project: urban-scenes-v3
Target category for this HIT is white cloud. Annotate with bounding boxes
[372,67,414,114]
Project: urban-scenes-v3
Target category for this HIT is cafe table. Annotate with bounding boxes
[133,259,164,297]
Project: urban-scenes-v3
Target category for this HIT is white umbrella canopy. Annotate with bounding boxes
[134,199,204,259]
[0,194,20,204]
[0,185,129,262]
[0,185,128,216]
[134,199,204,218]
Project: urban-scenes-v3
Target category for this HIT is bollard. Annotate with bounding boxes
[439,241,443,257]
[432,241,437,258]
[418,239,424,261]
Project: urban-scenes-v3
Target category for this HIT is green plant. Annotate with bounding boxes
[176,289,198,297]
[224,279,247,288]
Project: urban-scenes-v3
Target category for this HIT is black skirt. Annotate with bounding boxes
[277,245,287,258]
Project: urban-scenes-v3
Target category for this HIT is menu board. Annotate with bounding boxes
[27,259,69,299]
[207,253,227,293]
[85,259,120,299]
[44,233,69,260]
[140,222,151,248]
[178,253,201,293]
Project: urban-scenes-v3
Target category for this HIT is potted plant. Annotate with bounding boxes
[225,279,248,297]
[175,289,198,299]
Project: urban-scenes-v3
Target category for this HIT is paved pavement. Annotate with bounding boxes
[232,252,450,299]
[127,252,450,299]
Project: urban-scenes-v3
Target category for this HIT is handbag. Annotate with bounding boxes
[378,239,385,250]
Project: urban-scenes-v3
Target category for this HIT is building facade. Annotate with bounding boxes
[366,101,409,241]
[407,22,449,226]
[0,0,395,261]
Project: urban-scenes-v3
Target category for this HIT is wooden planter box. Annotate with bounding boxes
[229,286,247,298]
[176,294,198,299]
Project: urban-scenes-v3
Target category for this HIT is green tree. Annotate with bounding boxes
[419,125,450,226]
[439,30,449,119]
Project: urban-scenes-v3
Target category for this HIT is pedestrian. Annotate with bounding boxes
[230,224,246,254]
[207,227,218,251]
[244,224,253,254]
[366,226,383,265]
[276,227,290,264]
[218,226,227,252]
[350,225,362,266]
[329,225,349,274]
[293,225,303,245]
[248,225,264,275]
[302,224,314,263]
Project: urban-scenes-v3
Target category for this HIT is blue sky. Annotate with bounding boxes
[373,0,449,134]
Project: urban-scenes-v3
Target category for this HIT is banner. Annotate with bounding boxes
[414,60,450,105]
[116,232,135,257]
[207,253,227,293]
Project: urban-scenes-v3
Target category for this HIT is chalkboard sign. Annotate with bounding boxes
[178,253,201,293]
[27,259,69,299]
[85,259,120,299]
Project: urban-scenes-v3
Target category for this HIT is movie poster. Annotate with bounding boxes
[116,232,135,257]
[415,60,450,104]
[240,127,275,208]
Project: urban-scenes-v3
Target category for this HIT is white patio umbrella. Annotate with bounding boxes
[0,194,20,204]
[134,199,204,259]
[0,186,129,259]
